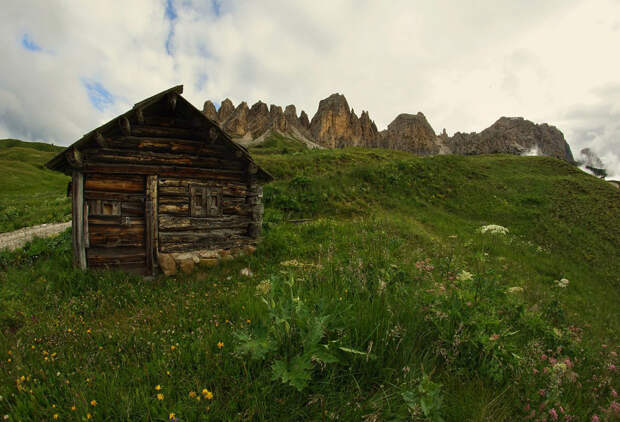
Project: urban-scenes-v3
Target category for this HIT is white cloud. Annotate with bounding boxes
[1,0,619,176]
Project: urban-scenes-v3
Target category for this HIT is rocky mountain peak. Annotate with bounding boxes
[202,100,218,122]
[382,113,439,155]
[218,98,235,122]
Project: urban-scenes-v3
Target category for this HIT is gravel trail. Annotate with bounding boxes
[0,221,71,251]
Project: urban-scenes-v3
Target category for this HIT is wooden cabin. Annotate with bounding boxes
[46,85,272,275]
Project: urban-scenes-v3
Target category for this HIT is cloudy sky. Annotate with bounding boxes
[2,0,619,177]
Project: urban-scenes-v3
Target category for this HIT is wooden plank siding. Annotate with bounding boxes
[157,175,252,254]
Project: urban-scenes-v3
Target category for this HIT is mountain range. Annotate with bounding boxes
[203,93,575,162]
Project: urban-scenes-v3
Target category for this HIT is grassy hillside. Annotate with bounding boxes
[0,135,618,421]
[0,139,71,233]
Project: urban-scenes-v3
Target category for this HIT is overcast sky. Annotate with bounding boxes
[1,0,619,177]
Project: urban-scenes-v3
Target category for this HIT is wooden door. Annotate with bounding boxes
[84,174,148,274]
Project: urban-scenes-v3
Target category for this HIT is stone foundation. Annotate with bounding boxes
[157,244,257,276]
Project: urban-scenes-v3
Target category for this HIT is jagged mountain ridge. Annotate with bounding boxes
[203,94,575,162]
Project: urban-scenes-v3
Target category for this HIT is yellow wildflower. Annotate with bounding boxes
[53,414,59,419]
[188,391,196,398]
[169,413,175,420]
[157,393,164,401]
[87,413,92,419]
[170,345,176,351]
[87,329,91,334]
[90,400,97,407]
[71,406,76,411]
[217,342,224,349]
[155,385,162,391]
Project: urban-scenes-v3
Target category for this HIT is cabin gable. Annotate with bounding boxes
[46,85,271,275]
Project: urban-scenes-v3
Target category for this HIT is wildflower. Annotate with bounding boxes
[169,413,175,420]
[87,414,91,420]
[479,224,509,235]
[90,400,97,407]
[155,385,162,391]
[205,391,213,400]
[217,341,224,349]
[554,278,569,288]
[240,268,253,277]
[609,364,617,371]
[489,334,500,341]
[549,408,558,421]
[456,270,473,283]
[87,329,91,334]
[188,391,196,398]
[71,406,76,412]
[612,389,618,398]
[507,286,524,294]
[592,415,600,422]
[170,345,176,351]
[157,393,164,401]
[541,354,548,361]
[255,280,272,296]
[539,389,546,397]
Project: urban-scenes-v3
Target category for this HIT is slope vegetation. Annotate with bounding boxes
[0,134,618,421]
[0,139,70,232]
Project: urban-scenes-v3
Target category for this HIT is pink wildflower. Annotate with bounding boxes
[549,408,558,420]
[541,354,548,361]
[609,364,617,371]
[610,401,619,412]
[592,415,600,422]
[524,404,531,412]
[539,389,546,397]
[533,368,539,374]
[612,389,618,398]
[564,358,573,369]
[549,357,557,365]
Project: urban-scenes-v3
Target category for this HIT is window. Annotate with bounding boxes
[190,185,222,217]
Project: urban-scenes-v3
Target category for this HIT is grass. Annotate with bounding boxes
[0,134,618,421]
[0,139,70,233]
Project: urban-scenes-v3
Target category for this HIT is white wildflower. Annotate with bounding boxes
[456,270,474,283]
[240,268,253,277]
[507,286,524,294]
[554,278,569,288]
[479,224,509,235]
[255,280,272,295]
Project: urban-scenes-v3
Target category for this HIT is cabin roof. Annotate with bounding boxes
[45,85,272,182]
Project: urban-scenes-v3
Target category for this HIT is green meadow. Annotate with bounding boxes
[0,139,70,233]
[0,136,618,421]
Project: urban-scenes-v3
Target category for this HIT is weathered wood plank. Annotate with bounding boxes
[83,148,244,170]
[159,237,250,253]
[158,204,189,215]
[83,201,89,249]
[87,247,146,265]
[85,174,145,193]
[158,215,250,231]
[145,175,157,276]
[82,164,245,181]
[84,190,145,203]
[72,171,86,270]
[159,229,247,244]
[105,136,228,156]
[121,201,144,216]
[130,125,206,140]
[89,216,145,226]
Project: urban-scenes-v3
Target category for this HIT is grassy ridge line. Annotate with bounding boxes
[0,139,70,233]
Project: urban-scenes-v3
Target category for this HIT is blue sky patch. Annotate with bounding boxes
[211,0,221,17]
[82,79,115,111]
[165,0,178,21]
[21,34,42,52]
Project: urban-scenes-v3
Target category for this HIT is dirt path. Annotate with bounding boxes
[0,221,72,251]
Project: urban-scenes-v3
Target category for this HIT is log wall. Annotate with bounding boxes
[76,111,264,274]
